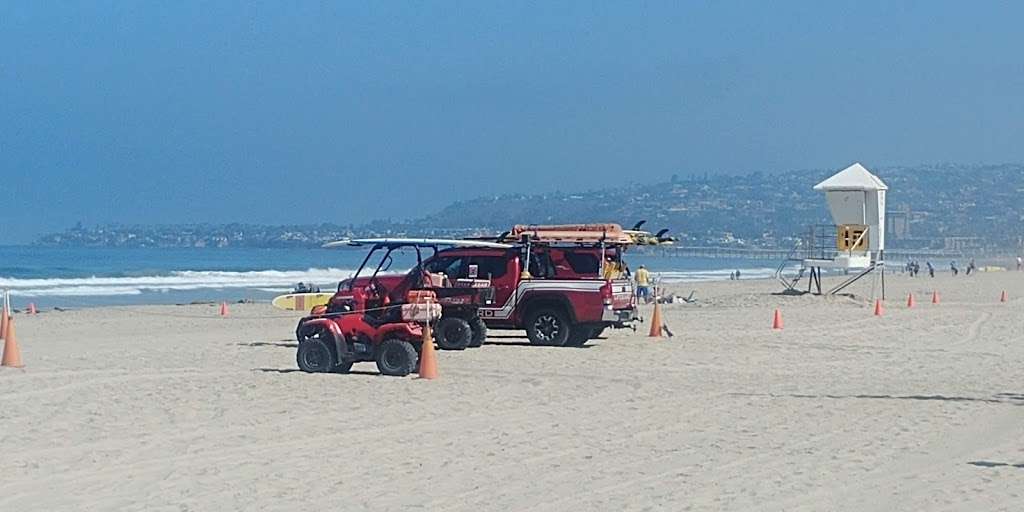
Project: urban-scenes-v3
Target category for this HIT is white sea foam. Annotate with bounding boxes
[1,268,356,297]
[653,267,784,283]
[1,266,789,298]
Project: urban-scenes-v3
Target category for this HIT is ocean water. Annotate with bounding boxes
[0,246,780,309]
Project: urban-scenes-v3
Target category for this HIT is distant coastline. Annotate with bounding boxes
[34,163,1024,253]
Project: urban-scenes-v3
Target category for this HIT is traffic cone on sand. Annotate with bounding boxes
[219,302,229,317]
[874,299,884,317]
[418,319,438,380]
[1000,290,1008,303]
[648,300,664,338]
[772,309,783,330]
[931,291,940,305]
[906,293,916,308]
[2,317,24,368]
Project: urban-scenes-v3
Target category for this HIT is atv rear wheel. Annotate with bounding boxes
[375,339,419,377]
[525,307,571,346]
[297,339,335,373]
[434,316,472,350]
[467,316,487,348]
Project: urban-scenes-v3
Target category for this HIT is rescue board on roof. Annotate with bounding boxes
[510,224,633,245]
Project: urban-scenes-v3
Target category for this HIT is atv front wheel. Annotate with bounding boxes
[467,316,487,348]
[434,316,472,350]
[297,339,335,373]
[376,339,419,377]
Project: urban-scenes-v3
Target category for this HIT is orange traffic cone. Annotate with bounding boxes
[648,301,664,337]
[931,291,940,304]
[772,309,783,330]
[1000,290,1008,303]
[418,318,438,380]
[219,302,229,317]
[27,303,37,315]
[2,317,24,368]
[906,293,916,308]
[874,299,884,316]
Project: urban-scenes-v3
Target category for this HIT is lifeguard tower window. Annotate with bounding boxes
[837,224,869,252]
[564,252,600,275]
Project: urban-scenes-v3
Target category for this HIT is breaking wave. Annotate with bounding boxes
[0,268,356,297]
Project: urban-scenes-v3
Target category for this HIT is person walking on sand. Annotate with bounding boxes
[926,261,935,278]
[634,265,652,304]
[966,258,976,276]
[950,260,959,276]
[1017,256,1022,271]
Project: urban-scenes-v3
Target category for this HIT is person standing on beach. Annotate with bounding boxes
[926,261,935,277]
[1017,256,1022,271]
[966,258,976,276]
[950,260,959,276]
[634,265,652,304]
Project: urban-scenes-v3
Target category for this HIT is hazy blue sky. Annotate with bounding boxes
[2,2,1023,243]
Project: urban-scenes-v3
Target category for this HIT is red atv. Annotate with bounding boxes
[295,238,505,376]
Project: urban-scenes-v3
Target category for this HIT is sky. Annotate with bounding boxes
[2,1,1023,243]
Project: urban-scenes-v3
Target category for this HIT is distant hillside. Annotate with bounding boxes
[37,164,1024,250]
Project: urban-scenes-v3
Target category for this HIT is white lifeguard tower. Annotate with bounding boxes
[777,163,888,297]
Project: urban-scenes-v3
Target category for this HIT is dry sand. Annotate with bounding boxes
[1,271,1023,511]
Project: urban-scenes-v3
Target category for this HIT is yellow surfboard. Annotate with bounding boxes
[271,293,334,312]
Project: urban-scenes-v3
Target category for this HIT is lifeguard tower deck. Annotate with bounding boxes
[776,163,888,298]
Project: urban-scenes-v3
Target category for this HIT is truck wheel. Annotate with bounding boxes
[376,339,418,376]
[434,316,472,350]
[525,307,571,346]
[296,338,336,373]
[468,316,487,348]
[565,327,591,347]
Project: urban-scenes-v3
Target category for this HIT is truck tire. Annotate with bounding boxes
[468,316,487,348]
[434,316,472,350]
[565,326,592,347]
[525,307,572,347]
[376,338,418,377]
[296,338,335,373]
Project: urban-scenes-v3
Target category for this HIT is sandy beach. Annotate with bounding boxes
[1,271,1023,511]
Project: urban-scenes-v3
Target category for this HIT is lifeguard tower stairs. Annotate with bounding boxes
[775,224,885,298]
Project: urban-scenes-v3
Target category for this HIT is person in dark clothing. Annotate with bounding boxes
[926,261,935,278]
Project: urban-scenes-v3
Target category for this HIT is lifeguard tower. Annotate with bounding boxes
[777,163,888,297]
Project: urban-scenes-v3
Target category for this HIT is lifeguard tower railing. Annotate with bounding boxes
[776,224,883,297]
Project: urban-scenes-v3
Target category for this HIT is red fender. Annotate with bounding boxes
[297,318,351,362]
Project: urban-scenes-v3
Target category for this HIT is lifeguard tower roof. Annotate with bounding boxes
[813,163,888,191]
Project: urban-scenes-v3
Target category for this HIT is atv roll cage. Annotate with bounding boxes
[324,238,514,293]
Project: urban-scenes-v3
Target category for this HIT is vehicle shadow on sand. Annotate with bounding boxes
[253,368,381,376]
[483,340,593,349]
[238,341,298,348]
